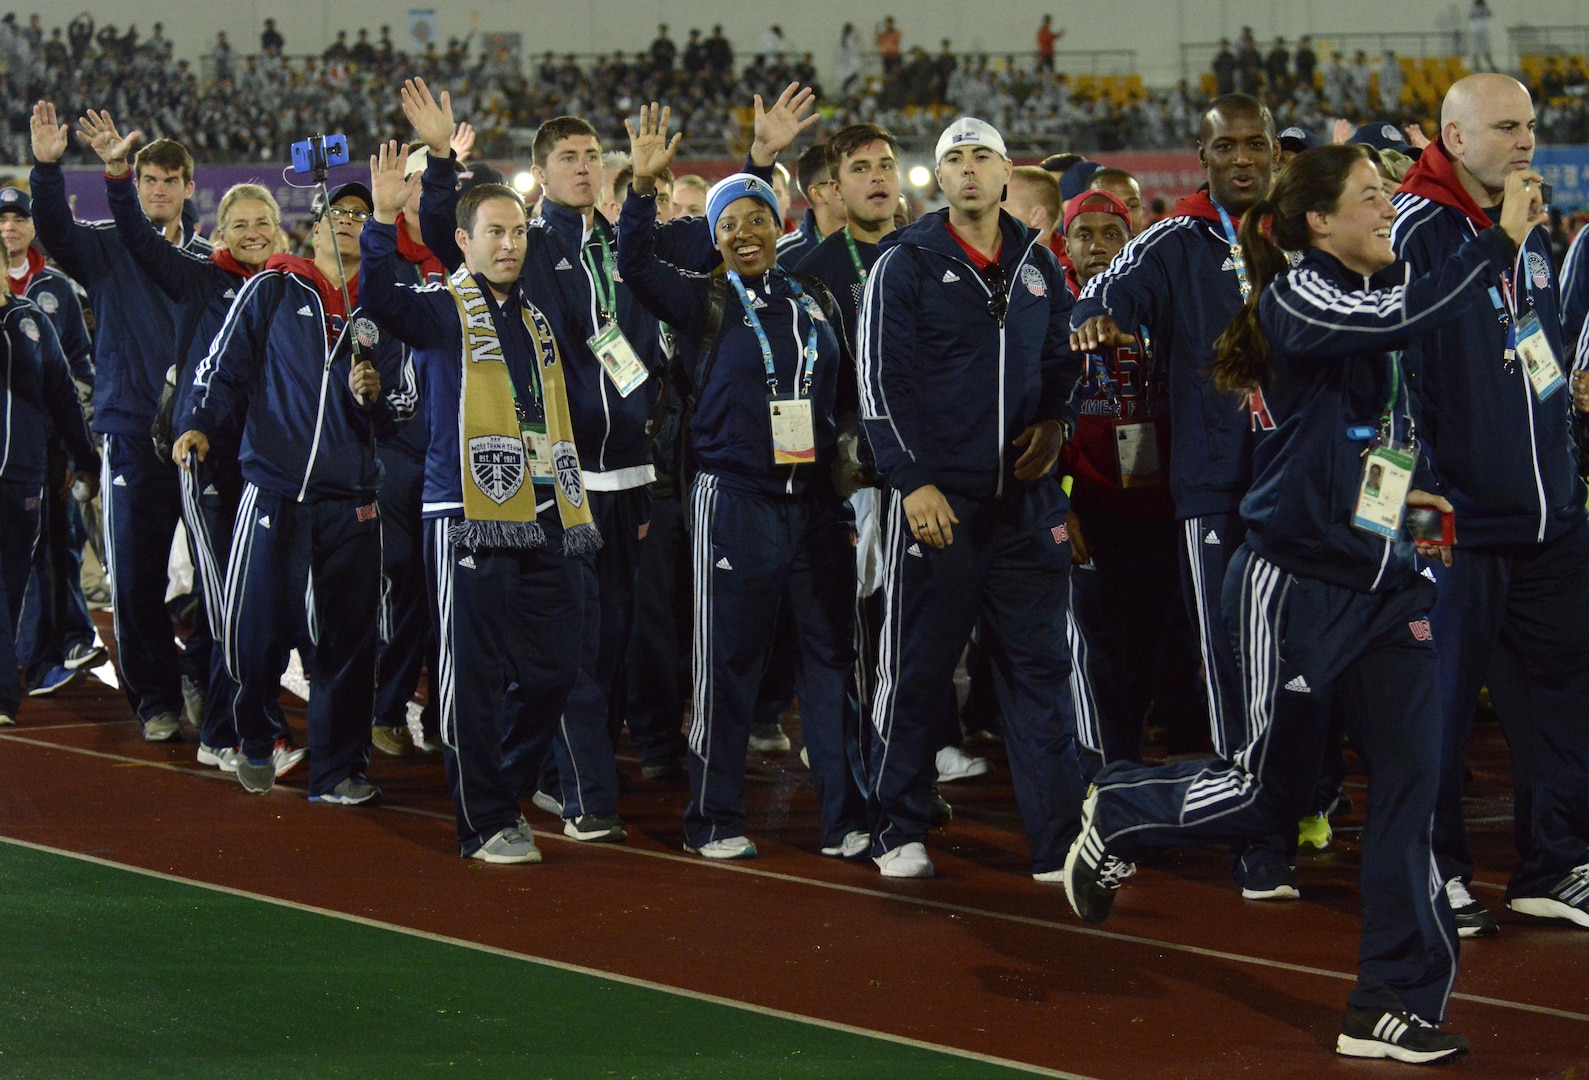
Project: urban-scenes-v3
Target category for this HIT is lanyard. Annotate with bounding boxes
[582,227,617,323]
[843,227,869,284]
[1093,326,1155,417]
[1212,201,1252,302]
[728,270,818,397]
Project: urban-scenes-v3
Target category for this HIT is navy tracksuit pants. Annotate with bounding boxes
[427,518,590,854]
[1427,523,1589,899]
[373,447,437,733]
[101,435,185,723]
[223,483,378,795]
[0,482,43,717]
[1068,507,1204,764]
[623,488,690,764]
[684,473,865,850]
[534,486,646,818]
[17,444,96,686]
[869,481,1086,874]
[1091,546,1457,1020]
[179,456,289,750]
[1178,511,1246,758]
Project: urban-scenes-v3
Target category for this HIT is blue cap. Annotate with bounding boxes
[1059,160,1104,202]
[0,186,31,217]
[1277,126,1320,152]
[705,172,780,235]
[1350,121,1409,152]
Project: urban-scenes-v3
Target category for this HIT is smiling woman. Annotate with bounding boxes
[214,185,281,270]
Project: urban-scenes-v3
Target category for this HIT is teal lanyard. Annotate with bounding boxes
[583,227,617,323]
[843,227,868,284]
[1212,201,1252,302]
[727,270,818,397]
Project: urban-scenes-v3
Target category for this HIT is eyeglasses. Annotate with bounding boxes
[327,207,370,222]
[981,262,1008,325]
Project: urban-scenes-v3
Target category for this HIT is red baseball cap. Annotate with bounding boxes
[1062,189,1132,237]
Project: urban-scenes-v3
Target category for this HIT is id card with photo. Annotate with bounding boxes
[1115,422,1162,488]
[768,396,816,465]
[587,321,649,398]
[522,422,554,480]
[1351,445,1415,540]
[1514,311,1565,401]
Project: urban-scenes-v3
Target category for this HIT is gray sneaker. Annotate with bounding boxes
[469,826,543,864]
[142,712,181,742]
[236,756,275,794]
[180,676,207,728]
[309,776,382,806]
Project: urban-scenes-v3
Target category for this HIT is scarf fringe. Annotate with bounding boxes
[559,522,604,558]
[448,518,546,550]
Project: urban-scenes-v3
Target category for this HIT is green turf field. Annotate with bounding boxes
[0,840,1051,1079]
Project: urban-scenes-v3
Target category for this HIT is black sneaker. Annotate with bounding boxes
[1444,878,1498,938]
[563,814,627,843]
[1336,1007,1469,1063]
[1062,787,1136,923]
[928,786,953,829]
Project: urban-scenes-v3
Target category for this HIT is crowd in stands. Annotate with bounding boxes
[3,12,1588,165]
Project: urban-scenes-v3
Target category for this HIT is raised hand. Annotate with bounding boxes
[369,139,417,225]
[76,109,143,175]
[30,101,69,164]
[1402,123,1430,150]
[400,77,454,156]
[450,120,476,163]
[624,102,682,190]
[751,82,820,166]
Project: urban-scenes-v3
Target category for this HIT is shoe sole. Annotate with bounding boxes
[310,793,382,806]
[27,676,78,697]
[821,841,871,858]
[1508,896,1589,928]
[564,823,627,843]
[1456,922,1499,939]
[1335,1035,1467,1063]
[684,842,757,860]
[1242,885,1302,900]
[63,649,107,670]
[469,847,543,865]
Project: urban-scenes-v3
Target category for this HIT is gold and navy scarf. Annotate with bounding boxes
[447,266,600,556]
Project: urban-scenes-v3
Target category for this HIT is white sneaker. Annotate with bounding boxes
[748,723,791,753]
[1032,868,1064,883]
[875,841,935,878]
[469,826,542,865]
[935,745,991,783]
[0,713,14,727]
[685,835,758,860]
[197,744,239,773]
[820,830,871,858]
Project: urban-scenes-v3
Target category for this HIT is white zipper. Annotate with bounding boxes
[578,221,612,471]
[785,292,801,495]
[1521,359,1548,541]
[298,289,337,503]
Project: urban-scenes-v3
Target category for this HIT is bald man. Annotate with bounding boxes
[1392,73,1589,937]
[1002,165,1061,248]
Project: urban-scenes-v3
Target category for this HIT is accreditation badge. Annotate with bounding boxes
[1513,310,1565,401]
[768,395,817,465]
[1351,444,1416,540]
[1114,422,1162,488]
[521,420,554,481]
[587,321,649,398]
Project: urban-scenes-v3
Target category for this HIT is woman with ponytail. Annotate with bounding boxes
[1064,142,1547,1065]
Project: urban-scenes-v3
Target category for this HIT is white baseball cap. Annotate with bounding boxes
[934,117,1008,163]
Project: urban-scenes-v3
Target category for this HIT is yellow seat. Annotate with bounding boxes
[1200,72,1219,96]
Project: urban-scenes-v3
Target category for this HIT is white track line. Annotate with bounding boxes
[0,835,1088,1080]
